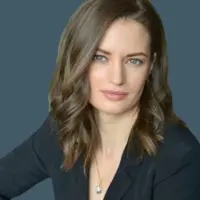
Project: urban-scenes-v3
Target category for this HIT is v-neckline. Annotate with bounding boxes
[83,143,143,200]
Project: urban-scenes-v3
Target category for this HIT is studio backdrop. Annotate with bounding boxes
[0,1,199,199]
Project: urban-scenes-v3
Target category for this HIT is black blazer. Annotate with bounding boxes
[0,113,200,200]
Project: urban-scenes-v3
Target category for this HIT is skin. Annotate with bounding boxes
[88,18,153,200]
[88,18,153,152]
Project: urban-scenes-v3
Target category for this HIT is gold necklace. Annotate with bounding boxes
[95,156,103,194]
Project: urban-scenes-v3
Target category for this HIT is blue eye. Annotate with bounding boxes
[92,54,107,62]
[129,59,143,66]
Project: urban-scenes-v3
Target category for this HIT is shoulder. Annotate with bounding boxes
[153,122,200,184]
[159,122,200,157]
[164,122,199,148]
[159,122,200,156]
[31,112,63,172]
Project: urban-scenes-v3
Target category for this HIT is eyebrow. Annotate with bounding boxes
[96,48,148,57]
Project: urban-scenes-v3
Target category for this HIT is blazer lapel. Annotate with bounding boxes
[68,155,89,200]
[68,141,143,200]
[103,144,143,200]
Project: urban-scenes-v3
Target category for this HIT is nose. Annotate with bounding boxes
[108,60,126,85]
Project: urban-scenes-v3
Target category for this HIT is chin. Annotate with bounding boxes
[89,99,132,116]
[96,106,128,116]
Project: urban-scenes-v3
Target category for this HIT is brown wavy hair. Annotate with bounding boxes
[48,0,186,172]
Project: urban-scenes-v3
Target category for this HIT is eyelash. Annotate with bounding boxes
[93,55,106,61]
[92,54,144,66]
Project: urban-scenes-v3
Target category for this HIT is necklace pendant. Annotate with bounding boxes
[96,185,102,194]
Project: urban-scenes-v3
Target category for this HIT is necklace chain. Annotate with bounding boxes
[95,156,103,194]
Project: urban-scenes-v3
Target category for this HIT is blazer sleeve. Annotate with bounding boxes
[0,113,54,200]
[153,144,200,200]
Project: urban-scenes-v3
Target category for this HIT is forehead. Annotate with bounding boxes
[98,19,150,54]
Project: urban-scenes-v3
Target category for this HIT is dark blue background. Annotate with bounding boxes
[0,1,199,199]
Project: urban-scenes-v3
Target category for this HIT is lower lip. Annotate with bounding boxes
[102,92,127,101]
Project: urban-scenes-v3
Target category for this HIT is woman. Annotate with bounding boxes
[0,0,200,199]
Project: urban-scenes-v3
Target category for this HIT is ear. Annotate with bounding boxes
[149,52,156,75]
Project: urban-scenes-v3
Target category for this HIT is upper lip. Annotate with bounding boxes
[101,90,127,95]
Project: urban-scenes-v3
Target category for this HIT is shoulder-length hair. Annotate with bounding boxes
[48,0,186,172]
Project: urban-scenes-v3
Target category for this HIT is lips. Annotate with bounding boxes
[101,90,127,95]
[101,90,128,101]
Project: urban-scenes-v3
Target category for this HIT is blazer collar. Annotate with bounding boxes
[103,143,143,200]
[70,142,143,200]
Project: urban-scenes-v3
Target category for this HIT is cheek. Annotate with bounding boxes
[88,68,105,88]
[127,70,149,92]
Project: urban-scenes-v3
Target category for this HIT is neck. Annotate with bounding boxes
[95,106,139,157]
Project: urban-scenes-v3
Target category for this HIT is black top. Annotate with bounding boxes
[0,113,200,200]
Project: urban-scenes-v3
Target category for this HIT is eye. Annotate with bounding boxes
[128,58,144,66]
[92,54,107,62]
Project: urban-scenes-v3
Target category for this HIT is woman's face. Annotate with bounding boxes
[88,19,152,116]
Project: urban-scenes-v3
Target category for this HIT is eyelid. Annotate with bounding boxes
[93,54,107,60]
[96,53,106,57]
[93,54,144,65]
[128,58,144,64]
